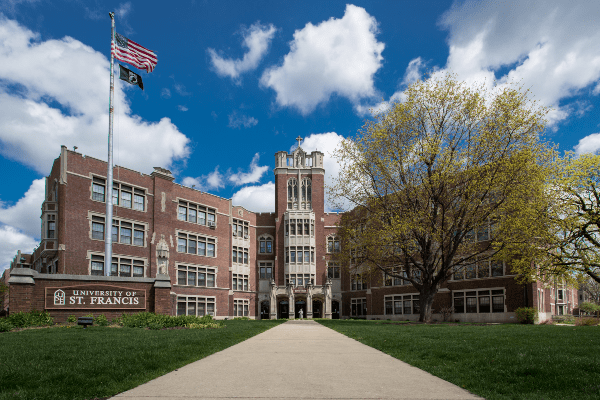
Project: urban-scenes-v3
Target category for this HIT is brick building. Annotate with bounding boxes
[2,143,578,322]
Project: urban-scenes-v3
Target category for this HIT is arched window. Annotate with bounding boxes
[327,235,340,253]
[301,178,311,209]
[259,235,273,254]
[287,178,298,209]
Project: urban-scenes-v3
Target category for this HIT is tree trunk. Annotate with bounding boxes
[419,289,437,323]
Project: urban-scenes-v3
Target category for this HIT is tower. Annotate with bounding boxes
[266,137,330,319]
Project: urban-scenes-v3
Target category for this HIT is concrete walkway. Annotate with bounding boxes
[114,320,481,399]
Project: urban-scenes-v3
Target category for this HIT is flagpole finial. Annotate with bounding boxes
[109,12,114,19]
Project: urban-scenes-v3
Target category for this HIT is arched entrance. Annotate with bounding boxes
[278,300,289,319]
[260,301,270,320]
[332,300,340,319]
[312,299,323,318]
[295,299,306,319]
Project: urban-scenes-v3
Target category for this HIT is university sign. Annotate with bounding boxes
[45,285,146,309]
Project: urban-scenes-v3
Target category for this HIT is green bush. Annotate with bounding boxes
[66,315,77,324]
[0,319,14,332]
[579,301,600,315]
[119,312,217,329]
[95,314,109,326]
[233,316,250,320]
[515,307,538,324]
[6,310,54,328]
[575,317,599,326]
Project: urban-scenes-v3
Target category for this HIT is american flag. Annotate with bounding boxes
[112,33,157,73]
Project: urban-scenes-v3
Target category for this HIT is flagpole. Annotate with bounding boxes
[105,12,115,277]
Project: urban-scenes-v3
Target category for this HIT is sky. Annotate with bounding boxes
[0,0,599,273]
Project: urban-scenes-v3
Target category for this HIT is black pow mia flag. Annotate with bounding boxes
[118,64,144,90]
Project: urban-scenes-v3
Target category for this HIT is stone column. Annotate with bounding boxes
[269,279,277,319]
[7,268,36,313]
[288,285,295,319]
[154,274,172,315]
[324,278,332,319]
[306,284,313,319]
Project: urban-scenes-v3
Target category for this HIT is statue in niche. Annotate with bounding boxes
[156,235,170,276]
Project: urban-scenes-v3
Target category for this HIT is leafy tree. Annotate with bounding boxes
[504,153,600,286]
[579,275,600,305]
[329,73,554,322]
[0,281,8,311]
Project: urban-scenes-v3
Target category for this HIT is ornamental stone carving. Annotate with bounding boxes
[156,235,170,276]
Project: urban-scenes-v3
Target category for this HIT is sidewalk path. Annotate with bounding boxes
[114,320,481,399]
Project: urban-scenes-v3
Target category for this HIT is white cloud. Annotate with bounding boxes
[437,0,600,126]
[208,22,277,82]
[229,153,269,185]
[181,167,224,191]
[115,2,132,18]
[260,4,384,115]
[161,88,172,99]
[228,111,258,129]
[0,225,38,273]
[0,17,191,175]
[574,133,600,155]
[231,182,275,212]
[0,178,44,238]
[178,105,188,112]
[293,132,345,211]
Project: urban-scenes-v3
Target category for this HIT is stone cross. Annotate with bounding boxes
[296,136,303,148]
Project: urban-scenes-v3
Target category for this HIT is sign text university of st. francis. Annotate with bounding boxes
[45,285,146,309]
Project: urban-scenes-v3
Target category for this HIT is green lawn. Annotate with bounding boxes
[317,319,600,400]
[0,320,284,400]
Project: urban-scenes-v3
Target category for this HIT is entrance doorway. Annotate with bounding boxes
[332,301,340,319]
[260,301,270,320]
[278,300,289,319]
[312,299,322,318]
[295,300,306,319]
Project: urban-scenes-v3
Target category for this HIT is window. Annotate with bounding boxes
[327,236,340,253]
[234,299,249,317]
[232,246,248,264]
[177,200,216,227]
[351,298,367,317]
[287,178,298,209]
[351,274,367,290]
[47,215,56,238]
[91,255,104,276]
[285,273,314,287]
[300,178,312,209]
[176,265,216,287]
[90,215,145,247]
[384,295,419,315]
[558,289,565,301]
[232,274,249,291]
[90,254,144,277]
[327,262,340,279]
[454,289,504,313]
[259,262,273,280]
[92,178,146,211]
[177,232,216,257]
[384,269,407,286]
[177,296,215,316]
[233,219,249,238]
[259,235,273,253]
[285,246,314,264]
[285,219,313,237]
[92,177,105,202]
[455,260,504,280]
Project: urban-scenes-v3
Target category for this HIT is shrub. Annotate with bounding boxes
[575,317,599,326]
[233,316,249,321]
[439,306,453,322]
[95,314,109,326]
[66,315,77,324]
[515,307,538,324]
[187,322,223,329]
[119,312,216,329]
[6,310,54,328]
[579,302,600,315]
[0,319,14,332]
